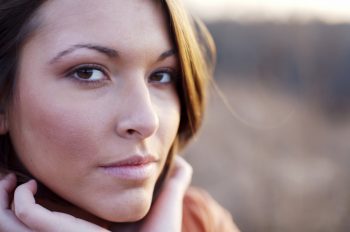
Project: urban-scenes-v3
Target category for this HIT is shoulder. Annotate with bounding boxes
[182,187,240,232]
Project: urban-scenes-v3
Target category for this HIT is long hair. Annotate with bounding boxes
[165,0,216,151]
[159,0,216,183]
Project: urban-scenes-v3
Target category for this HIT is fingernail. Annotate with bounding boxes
[27,179,37,185]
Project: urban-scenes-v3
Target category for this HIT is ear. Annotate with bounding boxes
[0,112,8,134]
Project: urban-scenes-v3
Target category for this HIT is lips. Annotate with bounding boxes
[100,155,158,181]
[102,155,157,167]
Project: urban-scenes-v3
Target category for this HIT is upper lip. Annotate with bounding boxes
[101,155,158,167]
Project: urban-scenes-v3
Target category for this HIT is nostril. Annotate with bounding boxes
[116,104,159,139]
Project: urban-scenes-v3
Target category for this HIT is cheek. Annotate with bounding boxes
[9,89,104,175]
[36,108,98,158]
[156,94,181,152]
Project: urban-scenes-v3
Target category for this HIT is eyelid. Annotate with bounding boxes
[64,63,111,88]
[150,68,179,83]
[65,64,109,78]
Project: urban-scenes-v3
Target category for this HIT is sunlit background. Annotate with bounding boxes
[182,1,350,232]
[184,0,350,23]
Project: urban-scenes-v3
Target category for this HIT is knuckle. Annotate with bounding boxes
[13,186,31,224]
[0,174,11,188]
[186,165,193,176]
[180,159,193,174]
[15,205,31,223]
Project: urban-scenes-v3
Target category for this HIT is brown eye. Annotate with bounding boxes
[149,70,174,84]
[73,67,105,81]
[76,69,94,79]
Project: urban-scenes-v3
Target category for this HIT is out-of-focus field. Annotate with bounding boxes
[185,78,350,232]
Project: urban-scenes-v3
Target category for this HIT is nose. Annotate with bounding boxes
[115,79,159,140]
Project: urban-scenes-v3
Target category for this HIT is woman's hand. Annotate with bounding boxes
[0,173,109,232]
[0,173,31,232]
[139,155,193,232]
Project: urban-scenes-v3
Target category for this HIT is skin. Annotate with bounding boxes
[0,0,185,229]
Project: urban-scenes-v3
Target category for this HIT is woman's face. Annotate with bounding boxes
[7,0,180,222]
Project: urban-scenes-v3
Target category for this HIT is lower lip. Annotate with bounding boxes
[101,163,157,180]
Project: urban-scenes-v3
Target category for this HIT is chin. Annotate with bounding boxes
[90,190,154,223]
[104,200,152,222]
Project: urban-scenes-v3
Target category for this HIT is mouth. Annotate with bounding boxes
[100,155,158,181]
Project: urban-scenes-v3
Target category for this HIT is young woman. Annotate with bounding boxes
[0,0,240,231]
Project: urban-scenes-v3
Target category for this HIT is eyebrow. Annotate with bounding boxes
[49,44,118,64]
[49,43,176,64]
[157,49,176,62]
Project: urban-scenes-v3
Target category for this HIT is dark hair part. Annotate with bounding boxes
[0,0,45,169]
[0,0,44,107]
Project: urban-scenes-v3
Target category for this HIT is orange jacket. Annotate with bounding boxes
[182,187,240,232]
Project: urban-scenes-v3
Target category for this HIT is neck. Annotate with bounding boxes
[37,197,110,227]
[37,197,143,231]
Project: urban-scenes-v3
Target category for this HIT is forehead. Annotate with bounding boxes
[28,0,173,57]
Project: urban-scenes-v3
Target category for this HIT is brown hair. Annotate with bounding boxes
[166,0,215,149]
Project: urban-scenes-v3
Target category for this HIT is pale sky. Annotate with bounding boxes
[183,0,350,23]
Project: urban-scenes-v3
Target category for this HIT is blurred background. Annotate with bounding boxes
[182,1,350,231]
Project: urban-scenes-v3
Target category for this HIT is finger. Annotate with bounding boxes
[0,173,16,209]
[166,156,193,193]
[14,180,109,232]
[14,180,63,230]
[0,211,32,232]
[0,174,32,232]
[140,156,192,232]
[171,156,193,178]
[13,179,39,225]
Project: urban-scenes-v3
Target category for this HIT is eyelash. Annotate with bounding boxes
[65,64,179,87]
[65,64,109,87]
[149,68,179,85]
